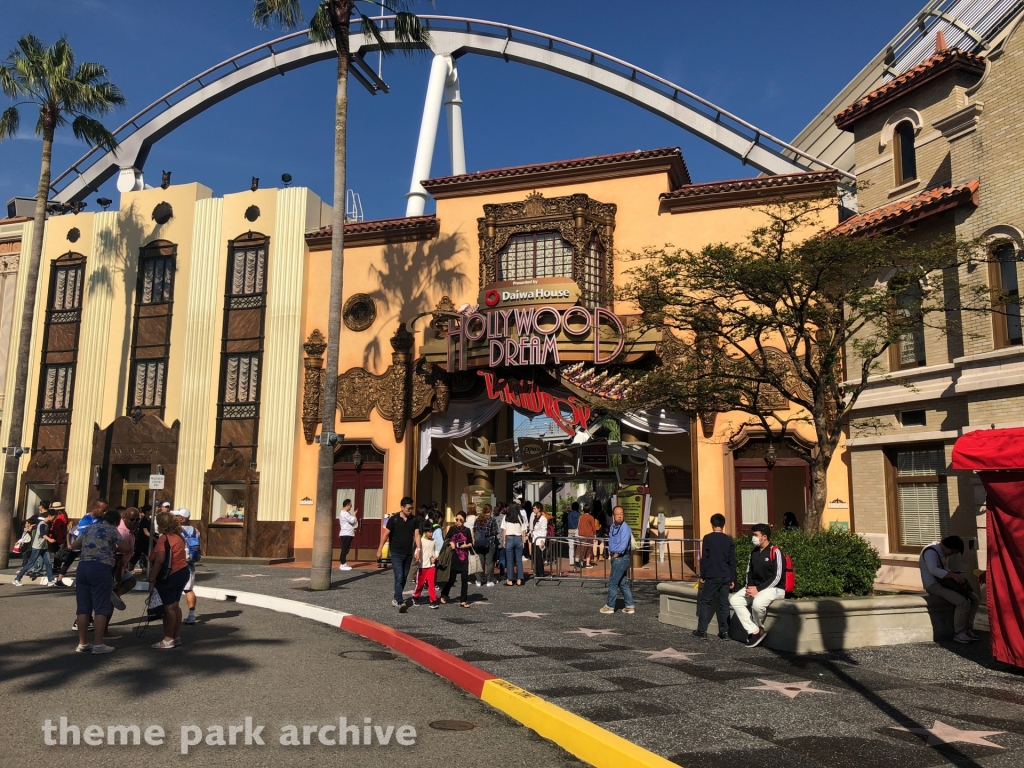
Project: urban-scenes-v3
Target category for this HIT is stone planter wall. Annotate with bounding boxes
[658,582,957,653]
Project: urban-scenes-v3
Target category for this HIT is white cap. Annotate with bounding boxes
[159,501,172,508]
[172,508,191,520]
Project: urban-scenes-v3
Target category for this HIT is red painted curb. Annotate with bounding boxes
[341,615,496,698]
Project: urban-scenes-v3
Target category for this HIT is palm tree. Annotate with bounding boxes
[253,1,429,590]
[0,36,124,569]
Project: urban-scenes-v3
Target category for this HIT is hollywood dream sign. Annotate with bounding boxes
[446,304,626,370]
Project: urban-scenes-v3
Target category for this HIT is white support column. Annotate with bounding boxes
[405,54,452,217]
[444,62,466,176]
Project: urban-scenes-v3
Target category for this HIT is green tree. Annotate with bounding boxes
[0,35,124,569]
[619,193,993,532]
[252,1,429,590]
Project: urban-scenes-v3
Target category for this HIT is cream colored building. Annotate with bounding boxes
[1,147,852,561]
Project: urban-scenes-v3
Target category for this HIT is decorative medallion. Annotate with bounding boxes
[244,205,260,222]
[66,228,81,243]
[152,202,173,225]
[343,293,377,332]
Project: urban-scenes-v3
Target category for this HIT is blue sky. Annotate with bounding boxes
[1,0,922,219]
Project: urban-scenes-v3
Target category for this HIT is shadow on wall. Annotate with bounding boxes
[362,232,468,370]
[91,203,169,416]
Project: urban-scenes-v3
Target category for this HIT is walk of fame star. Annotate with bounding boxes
[566,628,621,637]
[743,679,836,698]
[633,648,704,661]
[236,574,266,578]
[504,611,548,618]
[889,720,1006,748]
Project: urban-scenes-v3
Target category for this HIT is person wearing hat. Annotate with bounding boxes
[173,508,201,625]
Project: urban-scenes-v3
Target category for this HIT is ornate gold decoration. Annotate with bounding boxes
[478,191,616,307]
[699,412,716,438]
[301,329,326,444]
[431,295,456,338]
[343,293,377,332]
[334,323,449,442]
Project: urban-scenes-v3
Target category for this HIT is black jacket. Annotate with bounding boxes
[746,545,784,591]
[699,531,736,580]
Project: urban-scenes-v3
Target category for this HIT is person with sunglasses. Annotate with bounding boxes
[112,507,141,610]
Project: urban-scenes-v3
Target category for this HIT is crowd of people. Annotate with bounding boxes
[375,496,637,614]
[11,498,202,654]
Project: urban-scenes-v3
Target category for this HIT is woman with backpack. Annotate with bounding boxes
[147,511,191,650]
[440,511,474,607]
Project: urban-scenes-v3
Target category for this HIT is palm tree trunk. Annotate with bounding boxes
[0,128,53,568]
[310,23,351,591]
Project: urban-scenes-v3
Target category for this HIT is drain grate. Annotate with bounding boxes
[338,650,397,660]
[429,720,476,731]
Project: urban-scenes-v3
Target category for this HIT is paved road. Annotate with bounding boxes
[184,562,1024,768]
[0,584,581,768]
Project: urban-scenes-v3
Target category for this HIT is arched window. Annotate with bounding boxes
[893,121,917,185]
[990,241,1022,348]
[498,232,572,281]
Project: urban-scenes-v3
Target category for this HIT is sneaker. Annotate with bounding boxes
[953,631,976,644]
[47,580,57,587]
[718,632,729,640]
[599,605,615,614]
[11,579,21,586]
[485,581,495,587]
[110,592,126,611]
[745,631,767,648]
[53,580,68,587]
[75,644,92,653]
[692,630,708,639]
[429,602,439,609]
[391,599,400,608]
[71,619,94,631]
[91,644,116,655]
[339,564,352,571]
[184,615,196,625]
[398,602,408,613]
[966,629,980,640]
[623,606,635,614]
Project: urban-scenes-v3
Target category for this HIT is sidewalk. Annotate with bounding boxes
[7,559,1023,766]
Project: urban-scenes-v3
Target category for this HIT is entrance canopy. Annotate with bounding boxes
[951,428,1024,669]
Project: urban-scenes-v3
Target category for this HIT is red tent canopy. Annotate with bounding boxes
[952,428,1024,669]
[952,427,1024,471]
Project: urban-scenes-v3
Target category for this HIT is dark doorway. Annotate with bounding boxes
[333,444,385,559]
[733,441,809,533]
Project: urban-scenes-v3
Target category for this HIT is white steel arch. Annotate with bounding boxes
[51,15,851,204]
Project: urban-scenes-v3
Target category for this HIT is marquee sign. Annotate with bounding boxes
[479,371,591,435]
[478,277,579,309]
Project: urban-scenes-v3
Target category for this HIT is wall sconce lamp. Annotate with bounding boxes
[764,443,777,471]
[352,446,364,469]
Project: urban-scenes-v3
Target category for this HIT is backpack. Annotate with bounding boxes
[770,545,796,593]
[182,526,201,563]
[473,521,488,550]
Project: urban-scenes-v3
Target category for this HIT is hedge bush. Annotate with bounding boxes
[733,528,881,598]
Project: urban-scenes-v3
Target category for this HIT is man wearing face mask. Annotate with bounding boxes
[729,523,785,647]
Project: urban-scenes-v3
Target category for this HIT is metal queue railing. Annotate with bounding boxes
[524,535,702,586]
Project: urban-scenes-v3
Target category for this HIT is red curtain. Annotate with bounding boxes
[978,471,1024,669]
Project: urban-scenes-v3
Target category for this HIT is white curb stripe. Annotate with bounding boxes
[193,585,350,628]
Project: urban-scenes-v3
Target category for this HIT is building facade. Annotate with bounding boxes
[837,23,1024,586]
[2,147,852,561]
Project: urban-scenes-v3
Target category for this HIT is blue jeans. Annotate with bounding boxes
[504,536,524,581]
[16,548,54,582]
[606,555,633,608]
[391,553,414,604]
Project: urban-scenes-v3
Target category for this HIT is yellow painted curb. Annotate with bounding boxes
[480,678,679,768]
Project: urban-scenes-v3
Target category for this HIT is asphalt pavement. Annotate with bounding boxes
[0,583,581,768]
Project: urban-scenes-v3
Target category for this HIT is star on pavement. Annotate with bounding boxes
[634,648,704,661]
[236,574,266,578]
[567,628,620,637]
[743,679,837,699]
[889,720,1006,748]
[504,611,549,618]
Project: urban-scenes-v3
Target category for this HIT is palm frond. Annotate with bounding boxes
[252,0,304,30]
[358,13,389,51]
[0,63,24,99]
[309,3,335,43]
[393,11,430,46]
[0,106,19,142]
[70,114,118,152]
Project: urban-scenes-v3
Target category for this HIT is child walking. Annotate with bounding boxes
[412,525,439,608]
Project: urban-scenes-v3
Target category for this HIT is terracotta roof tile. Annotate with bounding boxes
[420,147,690,196]
[660,170,842,200]
[306,214,438,249]
[834,49,985,130]
[831,180,979,237]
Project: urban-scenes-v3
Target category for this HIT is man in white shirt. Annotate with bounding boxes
[920,535,979,644]
[337,499,359,571]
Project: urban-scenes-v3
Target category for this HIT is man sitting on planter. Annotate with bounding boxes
[919,535,980,645]
[729,523,786,647]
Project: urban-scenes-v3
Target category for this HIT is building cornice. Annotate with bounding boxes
[658,170,842,213]
[305,215,439,251]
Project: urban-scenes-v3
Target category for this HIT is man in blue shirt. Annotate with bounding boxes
[600,506,635,615]
[567,501,581,569]
[56,498,107,587]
